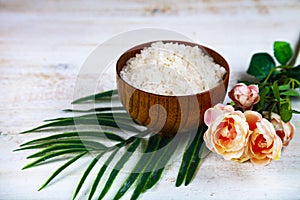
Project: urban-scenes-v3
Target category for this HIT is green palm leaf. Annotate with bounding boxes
[22,149,87,169]
[20,131,125,147]
[176,125,207,187]
[44,112,131,122]
[72,152,105,200]
[71,89,118,104]
[38,151,88,191]
[143,135,183,192]
[130,136,172,200]
[113,134,161,200]
[15,139,107,152]
[98,138,141,199]
[88,148,119,200]
[63,106,125,113]
[21,117,142,134]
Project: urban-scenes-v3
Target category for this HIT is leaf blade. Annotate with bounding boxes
[130,137,173,200]
[71,89,117,104]
[98,138,141,199]
[22,149,87,170]
[88,149,119,200]
[38,152,87,191]
[72,152,105,200]
[247,53,275,79]
[274,41,293,65]
[280,89,300,97]
[113,134,161,200]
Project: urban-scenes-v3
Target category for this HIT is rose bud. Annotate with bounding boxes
[229,83,260,110]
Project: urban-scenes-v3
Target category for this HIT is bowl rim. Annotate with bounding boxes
[116,40,230,98]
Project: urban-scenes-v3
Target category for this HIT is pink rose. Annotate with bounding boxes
[229,83,260,110]
[264,112,295,146]
[203,111,249,160]
[245,111,283,165]
[204,103,234,126]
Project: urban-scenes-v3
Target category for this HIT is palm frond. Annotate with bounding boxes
[17,89,209,200]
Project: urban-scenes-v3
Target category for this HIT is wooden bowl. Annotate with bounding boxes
[116,41,230,136]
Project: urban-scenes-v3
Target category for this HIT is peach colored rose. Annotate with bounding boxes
[204,103,234,126]
[229,83,260,110]
[245,111,283,165]
[203,111,249,161]
[264,112,295,146]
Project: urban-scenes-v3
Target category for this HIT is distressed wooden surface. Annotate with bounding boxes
[1,0,300,199]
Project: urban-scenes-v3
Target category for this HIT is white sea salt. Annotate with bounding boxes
[120,41,226,96]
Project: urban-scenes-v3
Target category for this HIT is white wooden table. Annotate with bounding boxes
[1,0,300,199]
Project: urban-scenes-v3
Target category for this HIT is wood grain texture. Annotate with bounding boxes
[0,0,300,199]
[116,41,229,136]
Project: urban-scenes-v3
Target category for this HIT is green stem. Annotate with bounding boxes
[262,67,279,84]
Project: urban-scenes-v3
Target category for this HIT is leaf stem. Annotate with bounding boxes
[262,67,279,84]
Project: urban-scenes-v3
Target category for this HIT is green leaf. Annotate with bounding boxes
[88,148,119,200]
[22,117,142,134]
[63,106,125,113]
[247,53,275,79]
[22,149,86,169]
[274,41,293,65]
[256,86,270,111]
[44,112,132,122]
[16,139,107,152]
[272,81,281,102]
[103,132,125,142]
[113,134,161,200]
[20,131,125,147]
[293,109,300,114]
[71,89,117,104]
[38,152,87,191]
[278,84,290,91]
[72,152,104,200]
[21,119,76,133]
[176,125,207,187]
[280,89,300,97]
[185,126,207,185]
[130,137,172,200]
[143,168,164,191]
[280,103,293,122]
[144,136,179,191]
[26,144,88,158]
[98,138,141,199]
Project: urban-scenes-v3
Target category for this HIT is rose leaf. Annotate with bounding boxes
[247,53,275,79]
[273,41,293,65]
